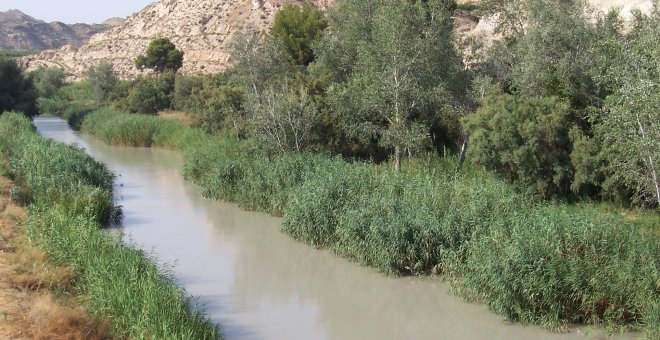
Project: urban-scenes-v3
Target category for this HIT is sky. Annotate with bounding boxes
[0,0,155,24]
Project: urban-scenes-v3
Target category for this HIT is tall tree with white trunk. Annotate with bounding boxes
[318,0,466,172]
[596,5,660,206]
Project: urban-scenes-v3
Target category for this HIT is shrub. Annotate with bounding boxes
[463,94,573,198]
[0,58,38,116]
[115,72,175,115]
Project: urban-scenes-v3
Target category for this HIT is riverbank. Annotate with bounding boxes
[0,112,221,339]
[0,170,111,339]
[64,107,659,337]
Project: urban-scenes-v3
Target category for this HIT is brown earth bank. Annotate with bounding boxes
[0,175,112,340]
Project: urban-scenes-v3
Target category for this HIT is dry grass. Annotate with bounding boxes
[29,294,112,340]
[158,110,192,126]
[0,175,113,340]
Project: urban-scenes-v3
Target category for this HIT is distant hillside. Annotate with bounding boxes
[21,0,651,80]
[21,0,333,79]
[0,9,119,52]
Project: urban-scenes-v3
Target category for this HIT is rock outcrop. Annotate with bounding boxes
[0,10,113,51]
[21,0,651,79]
[22,0,332,79]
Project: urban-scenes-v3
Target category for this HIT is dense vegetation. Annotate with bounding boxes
[0,57,38,116]
[38,0,658,208]
[58,107,657,336]
[0,112,221,339]
[31,0,659,336]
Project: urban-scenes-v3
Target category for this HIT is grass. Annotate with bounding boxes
[63,107,660,337]
[0,111,221,339]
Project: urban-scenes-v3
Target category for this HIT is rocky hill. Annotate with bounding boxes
[21,0,651,79]
[22,0,332,79]
[0,10,120,51]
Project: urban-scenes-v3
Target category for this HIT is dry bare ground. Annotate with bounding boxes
[0,176,112,340]
[158,110,193,126]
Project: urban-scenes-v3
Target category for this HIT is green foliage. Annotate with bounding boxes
[453,203,659,330]
[115,71,175,114]
[87,61,117,105]
[270,3,327,66]
[30,67,65,99]
[463,94,573,198]
[0,112,220,339]
[456,2,481,11]
[37,81,96,128]
[135,37,184,74]
[0,57,37,116]
[229,33,294,91]
[594,8,660,207]
[317,0,467,170]
[173,74,247,136]
[249,83,320,152]
[71,107,660,335]
[0,50,36,58]
[172,73,204,112]
[474,0,600,117]
[81,108,207,150]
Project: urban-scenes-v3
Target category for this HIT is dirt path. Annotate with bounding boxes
[0,176,110,340]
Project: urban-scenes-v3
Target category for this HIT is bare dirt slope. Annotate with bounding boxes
[21,0,651,80]
[22,0,333,79]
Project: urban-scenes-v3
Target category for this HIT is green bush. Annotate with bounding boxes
[270,3,327,66]
[115,72,175,114]
[463,94,573,198]
[0,58,38,116]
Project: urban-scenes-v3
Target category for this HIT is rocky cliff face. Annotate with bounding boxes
[0,10,117,51]
[21,0,650,79]
[22,0,332,79]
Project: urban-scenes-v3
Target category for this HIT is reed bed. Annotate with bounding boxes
[69,108,660,336]
[0,111,221,339]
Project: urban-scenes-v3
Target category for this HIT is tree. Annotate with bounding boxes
[31,67,65,99]
[230,32,293,93]
[318,0,466,171]
[248,83,319,153]
[87,61,117,105]
[476,0,600,113]
[135,37,184,74]
[115,71,175,114]
[594,7,660,206]
[462,94,573,197]
[0,57,37,116]
[270,3,327,66]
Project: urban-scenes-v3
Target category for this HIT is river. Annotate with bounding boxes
[34,115,633,340]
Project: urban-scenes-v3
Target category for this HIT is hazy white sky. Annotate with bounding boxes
[0,0,155,24]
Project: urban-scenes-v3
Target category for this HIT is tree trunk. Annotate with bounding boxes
[455,132,469,171]
[395,145,402,173]
[650,156,660,207]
